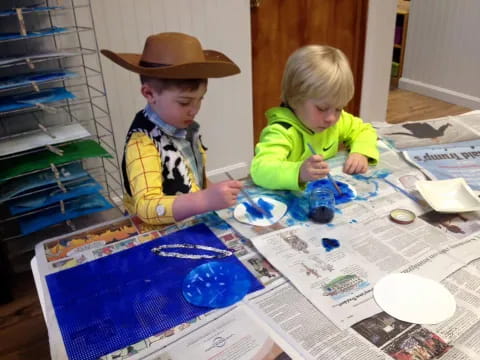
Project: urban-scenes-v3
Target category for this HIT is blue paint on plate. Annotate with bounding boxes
[243,197,274,220]
[183,261,252,308]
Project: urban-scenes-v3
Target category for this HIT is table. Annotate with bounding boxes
[32,113,480,360]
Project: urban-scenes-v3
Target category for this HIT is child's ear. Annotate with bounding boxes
[141,83,155,103]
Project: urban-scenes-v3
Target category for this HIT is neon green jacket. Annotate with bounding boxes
[251,106,379,191]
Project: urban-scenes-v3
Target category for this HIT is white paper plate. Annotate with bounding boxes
[233,196,287,226]
[416,178,480,213]
[374,273,456,324]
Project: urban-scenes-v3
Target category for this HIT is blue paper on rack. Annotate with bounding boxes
[18,192,112,235]
[0,6,62,17]
[0,163,87,203]
[0,70,77,90]
[0,26,68,41]
[8,176,102,215]
[0,87,75,112]
[46,223,263,360]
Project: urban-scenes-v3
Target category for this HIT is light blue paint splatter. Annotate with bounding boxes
[372,169,391,179]
[352,174,379,200]
[322,238,340,252]
[352,169,393,200]
[349,219,358,224]
[197,212,231,230]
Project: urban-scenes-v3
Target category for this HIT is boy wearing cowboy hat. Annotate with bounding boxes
[102,32,243,225]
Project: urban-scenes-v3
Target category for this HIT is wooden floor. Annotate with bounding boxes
[0,272,50,360]
[0,90,472,360]
[386,88,471,124]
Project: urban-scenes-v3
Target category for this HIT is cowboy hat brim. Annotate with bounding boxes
[101,49,240,79]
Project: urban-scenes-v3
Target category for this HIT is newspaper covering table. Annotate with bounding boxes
[34,114,480,360]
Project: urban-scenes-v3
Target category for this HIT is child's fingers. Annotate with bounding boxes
[309,154,324,162]
[227,180,243,189]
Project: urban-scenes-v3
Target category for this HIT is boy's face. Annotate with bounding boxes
[142,83,207,129]
[294,99,342,133]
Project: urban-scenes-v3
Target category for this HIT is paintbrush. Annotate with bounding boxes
[306,143,343,195]
[225,171,270,217]
[382,177,422,204]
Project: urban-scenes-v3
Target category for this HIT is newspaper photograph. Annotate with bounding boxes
[402,145,480,190]
[377,113,480,150]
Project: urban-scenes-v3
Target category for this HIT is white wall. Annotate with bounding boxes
[360,0,397,123]
[400,0,480,109]
[90,0,253,181]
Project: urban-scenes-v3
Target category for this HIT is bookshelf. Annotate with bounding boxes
[391,0,410,89]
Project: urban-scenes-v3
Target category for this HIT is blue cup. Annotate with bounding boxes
[308,188,335,223]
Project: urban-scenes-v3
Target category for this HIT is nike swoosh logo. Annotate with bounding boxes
[323,143,334,152]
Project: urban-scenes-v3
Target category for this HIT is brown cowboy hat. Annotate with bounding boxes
[101,32,240,79]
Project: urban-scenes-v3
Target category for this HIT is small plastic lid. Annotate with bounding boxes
[389,208,416,224]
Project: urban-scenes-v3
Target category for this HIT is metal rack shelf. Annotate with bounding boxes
[0,48,96,69]
[0,4,90,18]
[0,64,102,93]
[0,0,123,275]
[0,26,93,44]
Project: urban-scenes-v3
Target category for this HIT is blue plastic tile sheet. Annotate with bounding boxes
[0,70,77,90]
[8,176,102,215]
[0,6,62,17]
[0,87,75,112]
[46,223,263,360]
[0,26,68,41]
[18,192,113,235]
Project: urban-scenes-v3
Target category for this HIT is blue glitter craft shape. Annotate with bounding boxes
[183,261,252,308]
[46,223,263,360]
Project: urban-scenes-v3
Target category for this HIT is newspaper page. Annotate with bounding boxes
[246,281,390,360]
[376,112,480,150]
[249,225,385,329]
[402,145,480,190]
[140,305,301,360]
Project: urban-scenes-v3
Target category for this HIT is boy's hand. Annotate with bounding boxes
[299,155,330,183]
[344,153,368,174]
[203,180,243,211]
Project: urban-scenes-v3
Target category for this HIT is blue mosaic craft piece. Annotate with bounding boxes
[46,223,263,360]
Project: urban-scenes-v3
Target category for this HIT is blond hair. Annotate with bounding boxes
[281,45,354,109]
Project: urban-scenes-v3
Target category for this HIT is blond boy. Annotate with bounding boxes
[251,45,379,190]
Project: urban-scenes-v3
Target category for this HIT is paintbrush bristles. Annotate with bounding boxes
[225,171,270,216]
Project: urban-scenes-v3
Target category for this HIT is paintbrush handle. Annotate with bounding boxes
[307,144,342,195]
[327,173,343,195]
[382,178,421,203]
[225,172,269,216]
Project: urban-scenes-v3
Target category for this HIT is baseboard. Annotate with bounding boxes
[207,162,250,183]
[399,78,480,109]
